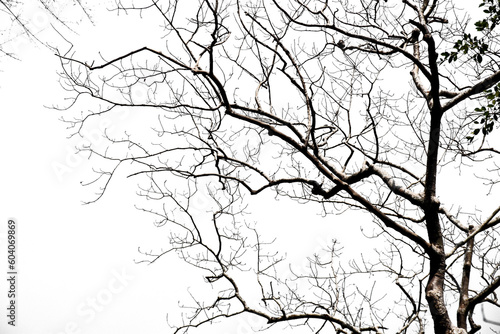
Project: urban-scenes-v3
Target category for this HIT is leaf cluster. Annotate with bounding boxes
[441,0,500,142]
[467,84,500,142]
[477,0,500,32]
[441,34,488,63]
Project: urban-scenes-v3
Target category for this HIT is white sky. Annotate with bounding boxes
[0,4,202,334]
[0,8,331,333]
[0,1,499,334]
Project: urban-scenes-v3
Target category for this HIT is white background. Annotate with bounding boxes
[0,4,199,333]
[0,2,499,334]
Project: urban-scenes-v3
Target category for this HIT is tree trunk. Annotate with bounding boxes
[424,111,454,334]
[457,226,475,329]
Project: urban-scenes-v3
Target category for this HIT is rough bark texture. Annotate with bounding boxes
[457,226,474,330]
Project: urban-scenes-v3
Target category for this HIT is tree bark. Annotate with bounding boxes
[424,111,454,334]
[457,226,475,329]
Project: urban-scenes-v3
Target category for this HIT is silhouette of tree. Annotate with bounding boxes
[58,1,500,333]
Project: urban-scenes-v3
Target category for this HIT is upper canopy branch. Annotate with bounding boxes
[442,70,500,112]
[271,0,433,81]
[57,46,192,72]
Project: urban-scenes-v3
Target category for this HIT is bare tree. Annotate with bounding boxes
[0,0,93,61]
[57,0,500,333]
